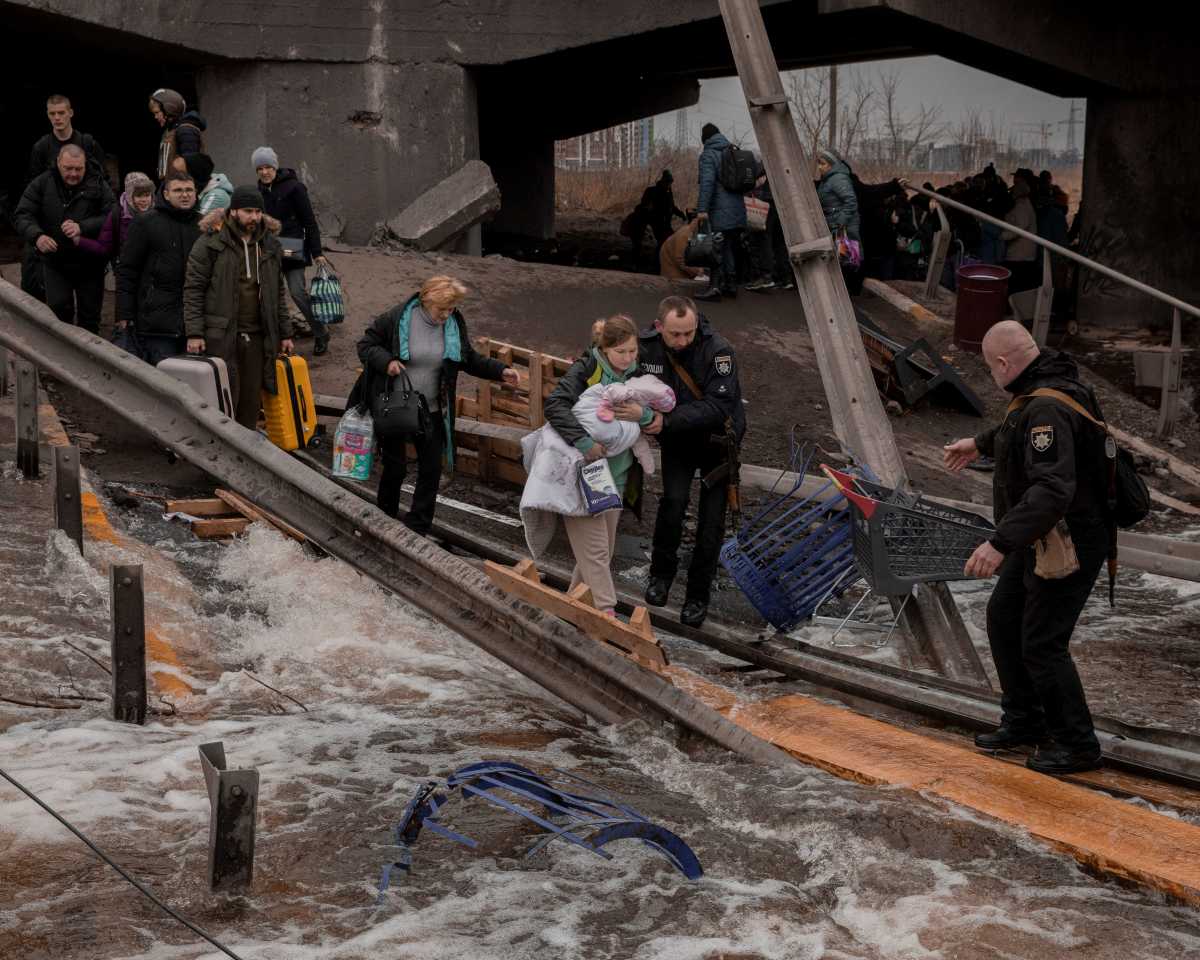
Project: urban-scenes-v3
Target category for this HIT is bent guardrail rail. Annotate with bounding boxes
[0,280,793,768]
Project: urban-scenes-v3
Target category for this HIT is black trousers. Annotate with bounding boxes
[766,204,790,283]
[43,259,104,334]
[20,245,46,302]
[650,443,728,603]
[715,227,744,294]
[985,521,1107,753]
[377,414,445,535]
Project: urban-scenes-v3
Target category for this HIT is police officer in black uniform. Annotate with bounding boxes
[636,295,745,627]
[944,321,1109,775]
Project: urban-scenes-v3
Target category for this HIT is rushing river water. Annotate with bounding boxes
[3,482,1200,960]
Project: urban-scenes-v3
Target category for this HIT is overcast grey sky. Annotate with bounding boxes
[657,56,1083,154]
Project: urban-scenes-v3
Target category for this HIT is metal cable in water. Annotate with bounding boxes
[0,766,247,960]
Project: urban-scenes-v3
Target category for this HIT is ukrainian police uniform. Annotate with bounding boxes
[975,350,1109,763]
[639,318,746,610]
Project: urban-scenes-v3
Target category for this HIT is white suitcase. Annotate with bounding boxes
[157,355,235,417]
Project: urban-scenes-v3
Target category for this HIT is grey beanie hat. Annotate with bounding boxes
[252,146,279,170]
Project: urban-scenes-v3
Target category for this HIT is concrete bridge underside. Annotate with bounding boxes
[2,0,1196,327]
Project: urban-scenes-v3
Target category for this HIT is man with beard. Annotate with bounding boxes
[182,186,294,430]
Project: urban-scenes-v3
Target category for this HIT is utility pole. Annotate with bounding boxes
[828,65,838,150]
[1058,101,1084,158]
[716,0,991,687]
[675,108,690,151]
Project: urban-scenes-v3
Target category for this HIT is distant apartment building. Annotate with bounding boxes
[556,118,655,170]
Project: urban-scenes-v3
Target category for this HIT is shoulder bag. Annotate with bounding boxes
[370,370,429,441]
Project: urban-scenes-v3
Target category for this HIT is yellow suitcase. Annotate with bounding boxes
[262,354,317,450]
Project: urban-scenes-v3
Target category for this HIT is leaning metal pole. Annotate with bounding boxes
[717,0,990,687]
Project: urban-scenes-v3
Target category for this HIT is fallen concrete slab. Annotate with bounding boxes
[386,159,500,252]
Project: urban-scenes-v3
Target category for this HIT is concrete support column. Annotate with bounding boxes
[196,61,479,245]
[1078,94,1200,330]
[482,133,556,239]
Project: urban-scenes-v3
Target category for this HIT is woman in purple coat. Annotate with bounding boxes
[74,172,155,264]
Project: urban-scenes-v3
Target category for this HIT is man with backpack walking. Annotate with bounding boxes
[149,88,207,182]
[943,321,1134,775]
[695,123,754,303]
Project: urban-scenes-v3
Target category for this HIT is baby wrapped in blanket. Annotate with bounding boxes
[519,373,675,558]
[574,374,676,471]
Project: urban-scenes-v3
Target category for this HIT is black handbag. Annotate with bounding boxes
[685,225,722,268]
[370,370,429,440]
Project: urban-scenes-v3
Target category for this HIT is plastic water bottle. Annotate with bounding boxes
[333,408,374,480]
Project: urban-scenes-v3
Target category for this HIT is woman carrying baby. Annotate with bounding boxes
[542,314,655,614]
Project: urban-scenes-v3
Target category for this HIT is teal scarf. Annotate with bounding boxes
[396,296,463,363]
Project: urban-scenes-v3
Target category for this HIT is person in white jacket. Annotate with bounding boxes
[1002,179,1040,293]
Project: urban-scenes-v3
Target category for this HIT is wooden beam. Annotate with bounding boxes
[717,0,989,687]
[215,489,307,543]
[484,560,667,667]
[191,517,251,539]
[528,351,544,428]
[1031,248,1054,348]
[166,497,236,517]
[719,693,1200,907]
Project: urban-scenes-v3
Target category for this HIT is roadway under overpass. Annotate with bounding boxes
[0,0,1196,327]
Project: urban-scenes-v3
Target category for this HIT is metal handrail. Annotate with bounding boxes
[899,179,1200,322]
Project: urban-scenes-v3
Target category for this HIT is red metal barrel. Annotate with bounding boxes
[953,264,1011,353]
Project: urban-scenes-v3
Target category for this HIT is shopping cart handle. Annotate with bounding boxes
[821,464,877,519]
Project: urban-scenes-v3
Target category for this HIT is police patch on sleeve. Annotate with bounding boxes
[1030,425,1055,460]
[715,354,733,376]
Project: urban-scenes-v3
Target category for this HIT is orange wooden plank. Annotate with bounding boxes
[484,561,667,666]
[721,693,1200,906]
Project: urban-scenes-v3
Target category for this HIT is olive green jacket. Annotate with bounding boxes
[183,217,292,393]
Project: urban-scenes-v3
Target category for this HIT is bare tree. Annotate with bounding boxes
[836,70,874,159]
[877,66,945,166]
[786,69,830,163]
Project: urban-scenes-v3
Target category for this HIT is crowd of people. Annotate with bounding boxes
[9,95,1115,774]
[629,121,1078,308]
[11,91,332,430]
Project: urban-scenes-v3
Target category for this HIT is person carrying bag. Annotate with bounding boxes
[351,275,517,534]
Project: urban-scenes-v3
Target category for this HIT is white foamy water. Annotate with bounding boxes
[3,497,1200,959]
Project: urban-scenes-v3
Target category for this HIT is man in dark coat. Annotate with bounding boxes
[638,295,745,627]
[116,171,202,365]
[695,123,748,302]
[254,147,332,354]
[183,186,294,430]
[944,321,1110,775]
[21,95,108,302]
[14,145,114,333]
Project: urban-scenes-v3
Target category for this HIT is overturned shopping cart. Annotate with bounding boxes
[718,443,860,631]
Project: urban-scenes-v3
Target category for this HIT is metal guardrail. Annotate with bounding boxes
[0,281,794,768]
[902,180,1190,436]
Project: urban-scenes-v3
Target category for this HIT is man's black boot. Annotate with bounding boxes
[680,599,708,628]
[973,726,1046,750]
[644,578,671,607]
[694,287,722,303]
[1026,744,1103,775]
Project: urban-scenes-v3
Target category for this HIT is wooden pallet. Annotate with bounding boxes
[484,559,667,668]
[165,490,307,542]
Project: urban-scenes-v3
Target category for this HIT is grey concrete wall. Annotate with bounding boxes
[1077,94,1200,330]
[198,60,479,245]
[3,0,767,66]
